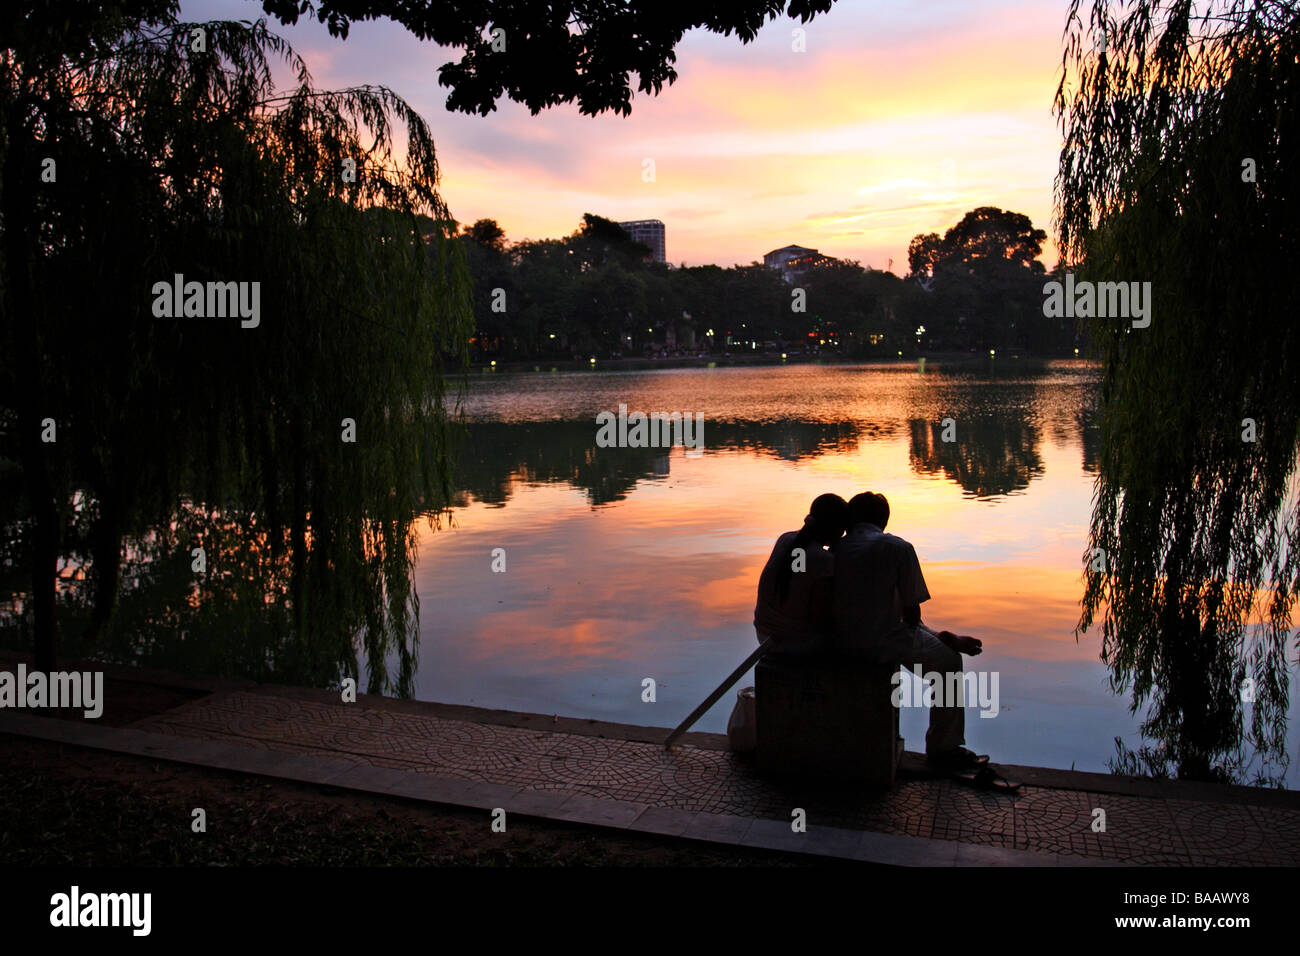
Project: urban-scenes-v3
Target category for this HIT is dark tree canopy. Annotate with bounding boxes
[941,207,1047,272]
[909,207,1047,277]
[907,232,944,279]
[899,209,1059,352]
[8,1,842,116]
[255,0,838,114]
[578,212,633,244]
[464,217,508,252]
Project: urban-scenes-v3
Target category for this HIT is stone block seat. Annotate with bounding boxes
[755,653,902,786]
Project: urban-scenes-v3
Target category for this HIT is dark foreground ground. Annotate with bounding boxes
[1,736,813,867]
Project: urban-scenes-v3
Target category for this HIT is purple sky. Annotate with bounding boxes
[182,0,1071,269]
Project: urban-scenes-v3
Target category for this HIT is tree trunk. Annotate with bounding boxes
[4,106,59,672]
[30,503,58,673]
[19,418,60,673]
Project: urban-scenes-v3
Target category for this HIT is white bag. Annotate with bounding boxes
[727,686,757,753]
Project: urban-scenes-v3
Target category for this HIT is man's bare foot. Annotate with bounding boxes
[939,630,983,656]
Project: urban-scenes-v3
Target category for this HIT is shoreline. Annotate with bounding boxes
[468,351,1097,374]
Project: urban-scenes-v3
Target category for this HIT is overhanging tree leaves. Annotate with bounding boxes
[1056,0,1300,781]
[255,0,839,116]
[5,1,845,117]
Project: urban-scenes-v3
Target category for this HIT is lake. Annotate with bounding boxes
[403,357,1296,779]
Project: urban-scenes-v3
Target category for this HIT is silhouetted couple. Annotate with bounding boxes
[753,492,985,770]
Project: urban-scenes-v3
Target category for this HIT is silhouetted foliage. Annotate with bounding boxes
[255,0,840,115]
[457,209,1075,362]
[1058,0,1300,783]
[1,13,472,692]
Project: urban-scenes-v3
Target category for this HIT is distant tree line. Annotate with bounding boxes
[453,207,1085,362]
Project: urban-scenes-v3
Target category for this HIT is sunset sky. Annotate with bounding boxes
[185,0,1069,270]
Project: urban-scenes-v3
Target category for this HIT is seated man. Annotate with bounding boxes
[831,491,985,769]
[753,493,850,657]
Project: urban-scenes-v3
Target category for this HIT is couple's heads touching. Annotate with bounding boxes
[801,491,891,549]
[772,491,893,607]
[759,488,983,661]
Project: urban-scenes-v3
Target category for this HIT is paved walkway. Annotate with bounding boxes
[6,667,1298,866]
[2,665,1300,868]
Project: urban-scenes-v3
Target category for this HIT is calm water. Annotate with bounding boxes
[404,360,1300,780]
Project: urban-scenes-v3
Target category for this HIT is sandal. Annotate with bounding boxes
[953,763,1023,793]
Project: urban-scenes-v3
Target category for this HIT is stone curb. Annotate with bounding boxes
[0,710,1102,867]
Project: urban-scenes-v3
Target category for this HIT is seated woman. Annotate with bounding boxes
[752,493,850,657]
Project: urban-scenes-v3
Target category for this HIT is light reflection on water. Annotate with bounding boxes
[407,361,1299,780]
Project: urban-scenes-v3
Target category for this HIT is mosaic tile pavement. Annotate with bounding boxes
[132,690,1300,865]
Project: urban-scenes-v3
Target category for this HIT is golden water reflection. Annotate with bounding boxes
[408,362,1159,774]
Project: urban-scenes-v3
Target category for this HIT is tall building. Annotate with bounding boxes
[618,219,666,263]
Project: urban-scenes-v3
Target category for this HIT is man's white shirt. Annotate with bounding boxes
[831,522,931,655]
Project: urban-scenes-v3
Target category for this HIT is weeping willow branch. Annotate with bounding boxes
[1055,0,1300,782]
[1,14,474,695]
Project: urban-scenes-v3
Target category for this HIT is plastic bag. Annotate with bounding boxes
[727,685,757,753]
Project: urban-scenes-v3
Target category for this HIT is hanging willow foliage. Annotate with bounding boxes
[1,15,473,694]
[1055,1,1300,781]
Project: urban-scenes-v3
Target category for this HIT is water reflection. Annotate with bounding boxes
[409,360,1204,779]
[453,361,1100,506]
[2,500,379,691]
[1079,403,1101,474]
[907,416,1044,498]
[452,420,877,506]
[453,410,1067,508]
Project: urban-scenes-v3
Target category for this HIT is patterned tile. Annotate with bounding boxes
[128,690,1300,864]
[1017,788,1186,861]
